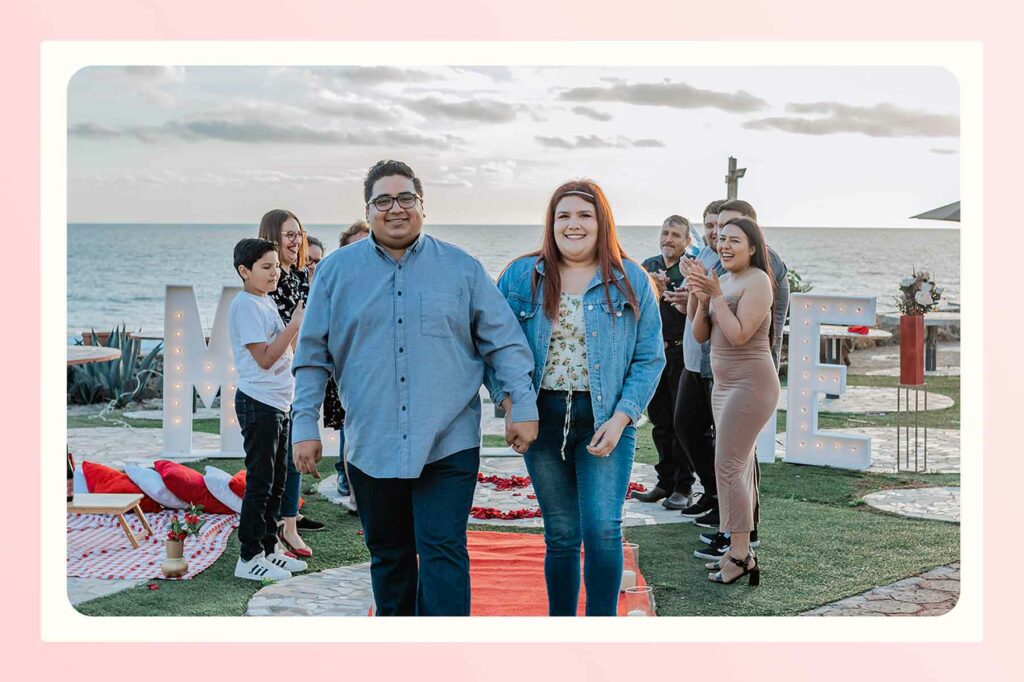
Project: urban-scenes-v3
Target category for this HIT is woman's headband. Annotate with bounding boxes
[557,189,596,201]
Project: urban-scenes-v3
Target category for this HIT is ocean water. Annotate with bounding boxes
[67,223,960,338]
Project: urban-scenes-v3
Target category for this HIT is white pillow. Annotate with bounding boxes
[204,465,243,514]
[125,464,187,510]
[73,467,89,494]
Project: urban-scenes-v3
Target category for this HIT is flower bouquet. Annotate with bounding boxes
[895,269,942,385]
[895,269,943,316]
[161,504,205,578]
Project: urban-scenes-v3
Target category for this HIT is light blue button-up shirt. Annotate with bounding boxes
[291,233,538,479]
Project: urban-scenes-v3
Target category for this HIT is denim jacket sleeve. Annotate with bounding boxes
[613,268,666,424]
[291,268,333,444]
[473,261,538,423]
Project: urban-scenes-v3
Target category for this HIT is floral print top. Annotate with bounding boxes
[540,293,590,391]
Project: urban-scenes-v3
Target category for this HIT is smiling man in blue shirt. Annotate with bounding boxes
[291,160,539,616]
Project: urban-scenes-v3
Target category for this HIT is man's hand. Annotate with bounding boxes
[662,288,688,314]
[507,420,539,454]
[293,439,323,479]
[502,398,538,454]
[650,271,669,295]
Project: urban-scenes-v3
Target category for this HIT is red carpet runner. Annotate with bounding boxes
[467,530,653,616]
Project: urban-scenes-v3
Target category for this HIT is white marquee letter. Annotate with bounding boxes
[785,293,875,470]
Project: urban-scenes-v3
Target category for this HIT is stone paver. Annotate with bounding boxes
[318,456,702,528]
[68,577,146,606]
[800,563,960,617]
[863,486,959,523]
[247,563,373,616]
[778,427,959,473]
[777,385,952,414]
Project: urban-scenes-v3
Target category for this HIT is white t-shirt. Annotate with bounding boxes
[228,291,294,412]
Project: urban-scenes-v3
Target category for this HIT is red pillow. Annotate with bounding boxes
[226,469,304,509]
[154,460,234,515]
[81,461,162,513]
[229,469,246,499]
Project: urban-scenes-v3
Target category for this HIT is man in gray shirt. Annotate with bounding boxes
[292,160,539,616]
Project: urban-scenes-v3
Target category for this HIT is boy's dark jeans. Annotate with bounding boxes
[235,390,290,561]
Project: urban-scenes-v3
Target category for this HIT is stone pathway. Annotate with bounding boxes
[68,577,146,606]
[852,343,961,378]
[67,427,212,469]
[778,427,959,473]
[800,563,960,617]
[319,457,703,529]
[247,564,374,616]
[863,487,960,523]
[777,385,953,414]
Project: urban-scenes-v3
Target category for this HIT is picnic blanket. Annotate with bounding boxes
[467,531,653,616]
[67,510,239,580]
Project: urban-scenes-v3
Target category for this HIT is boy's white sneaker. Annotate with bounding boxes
[266,551,308,573]
[235,553,292,582]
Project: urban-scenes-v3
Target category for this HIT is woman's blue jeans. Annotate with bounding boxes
[278,439,301,519]
[524,389,636,616]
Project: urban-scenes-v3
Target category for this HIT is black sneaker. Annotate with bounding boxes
[693,533,729,560]
[694,508,720,528]
[699,530,720,545]
[296,516,326,531]
[699,529,760,547]
[680,495,715,519]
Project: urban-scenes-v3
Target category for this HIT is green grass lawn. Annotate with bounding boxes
[71,375,960,617]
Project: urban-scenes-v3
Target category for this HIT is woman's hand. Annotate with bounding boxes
[587,412,631,457]
[703,269,724,300]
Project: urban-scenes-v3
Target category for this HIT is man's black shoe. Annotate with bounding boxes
[693,532,729,560]
[694,508,720,528]
[699,528,760,547]
[296,516,326,531]
[680,495,715,519]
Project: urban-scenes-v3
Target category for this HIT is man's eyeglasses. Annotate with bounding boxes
[369,193,420,212]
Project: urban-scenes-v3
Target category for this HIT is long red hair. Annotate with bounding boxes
[526,179,640,321]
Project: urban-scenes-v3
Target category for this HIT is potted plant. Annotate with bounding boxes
[161,504,205,578]
[894,269,943,385]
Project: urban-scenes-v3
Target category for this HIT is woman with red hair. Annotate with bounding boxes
[488,179,665,616]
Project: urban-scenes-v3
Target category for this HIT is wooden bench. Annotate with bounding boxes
[67,493,154,549]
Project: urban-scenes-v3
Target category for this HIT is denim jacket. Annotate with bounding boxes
[486,256,665,428]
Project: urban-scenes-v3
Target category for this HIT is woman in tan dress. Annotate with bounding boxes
[685,217,778,586]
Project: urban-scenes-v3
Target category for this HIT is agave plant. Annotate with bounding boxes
[67,324,164,408]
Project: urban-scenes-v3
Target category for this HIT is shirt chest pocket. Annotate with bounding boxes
[421,292,462,338]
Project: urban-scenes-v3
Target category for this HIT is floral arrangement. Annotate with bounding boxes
[166,504,205,543]
[895,269,943,316]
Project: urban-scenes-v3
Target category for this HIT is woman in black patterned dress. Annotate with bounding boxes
[258,209,325,557]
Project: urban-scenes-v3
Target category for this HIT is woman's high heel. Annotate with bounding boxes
[708,551,759,586]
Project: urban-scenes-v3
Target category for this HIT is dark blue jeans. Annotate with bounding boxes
[347,447,480,616]
[333,426,349,488]
[235,390,289,561]
[277,440,301,519]
[525,389,636,616]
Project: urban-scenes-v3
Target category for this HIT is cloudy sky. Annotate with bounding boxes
[67,65,959,227]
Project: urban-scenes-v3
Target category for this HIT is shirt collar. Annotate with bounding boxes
[368,230,425,264]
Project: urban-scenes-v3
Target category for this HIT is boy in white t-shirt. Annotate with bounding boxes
[229,238,309,582]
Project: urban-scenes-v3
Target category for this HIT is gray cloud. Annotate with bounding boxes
[121,66,185,81]
[930,147,958,155]
[320,66,436,84]
[68,122,122,139]
[571,105,613,122]
[402,96,518,123]
[559,81,767,113]
[535,135,664,149]
[744,102,959,138]
[310,91,407,123]
[70,118,463,149]
[451,66,515,82]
